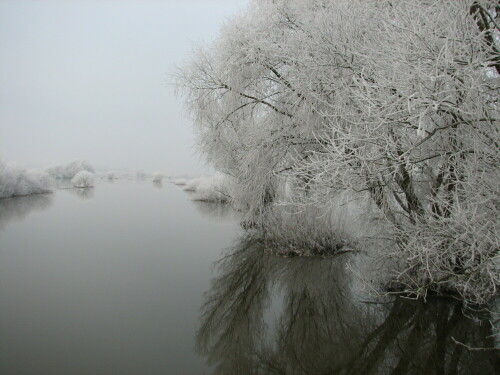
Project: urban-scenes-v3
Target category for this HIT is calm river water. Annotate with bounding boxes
[0,179,498,374]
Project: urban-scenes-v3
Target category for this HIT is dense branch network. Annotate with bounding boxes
[176,0,499,304]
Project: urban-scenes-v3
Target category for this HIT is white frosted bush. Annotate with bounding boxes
[152,172,164,183]
[107,171,116,180]
[0,161,53,198]
[71,170,95,188]
[173,178,188,186]
[183,177,203,192]
[187,173,235,203]
[47,160,94,180]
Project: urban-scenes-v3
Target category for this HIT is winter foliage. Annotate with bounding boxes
[0,160,53,198]
[184,173,235,203]
[178,0,500,303]
[172,178,188,186]
[47,160,95,180]
[152,172,164,183]
[71,170,95,188]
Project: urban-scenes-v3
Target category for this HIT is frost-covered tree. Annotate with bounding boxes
[71,170,95,188]
[177,0,499,303]
[184,173,236,203]
[177,0,331,218]
[152,172,164,183]
[0,160,53,198]
[47,160,95,180]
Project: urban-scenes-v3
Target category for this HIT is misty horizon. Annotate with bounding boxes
[0,0,248,175]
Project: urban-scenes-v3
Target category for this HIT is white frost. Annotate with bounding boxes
[152,172,164,183]
[71,170,95,188]
[0,161,53,198]
[184,173,234,203]
[47,160,95,180]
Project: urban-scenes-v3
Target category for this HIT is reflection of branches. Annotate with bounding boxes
[196,238,271,374]
[66,187,94,200]
[198,238,499,374]
[0,194,53,232]
[189,200,237,223]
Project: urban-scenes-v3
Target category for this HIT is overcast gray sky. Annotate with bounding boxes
[0,0,248,175]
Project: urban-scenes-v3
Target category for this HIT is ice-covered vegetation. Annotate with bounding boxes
[184,173,235,203]
[71,170,95,188]
[177,0,499,304]
[47,160,95,180]
[0,160,53,198]
[0,161,53,198]
[107,171,116,180]
[152,172,164,183]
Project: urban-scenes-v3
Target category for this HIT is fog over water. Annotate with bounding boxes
[0,0,248,174]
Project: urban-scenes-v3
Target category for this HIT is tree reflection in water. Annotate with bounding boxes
[66,187,94,200]
[0,193,53,232]
[190,200,237,223]
[197,238,499,374]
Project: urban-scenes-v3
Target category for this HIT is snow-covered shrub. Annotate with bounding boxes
[183,177,203,192]
[0,161,53,198]
[388,180,500,304]
[47,160,94,180]
[254,206,348,257]
[248,191,383,257]
[107,171,116,180]
[185,173,235,203]
[152,172,164,183]
[71,170,95,188]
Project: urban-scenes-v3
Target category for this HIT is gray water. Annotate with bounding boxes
[0,180,239,374]
[0,180,498,374]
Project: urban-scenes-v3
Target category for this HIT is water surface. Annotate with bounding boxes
[0,180,239,374]
[0,180,498,374]
[198,239,499,374]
